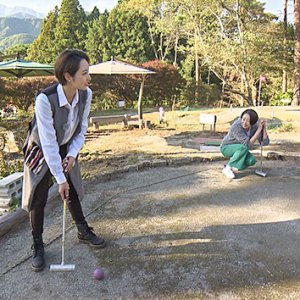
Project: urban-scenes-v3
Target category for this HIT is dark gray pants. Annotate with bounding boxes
[29,145,85,238]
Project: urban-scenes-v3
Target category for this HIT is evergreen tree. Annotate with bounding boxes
[86,11,109,64]
[87,6,100,24]
[27,6,59,63]
[104,6,154,63]
[54,0,87,53]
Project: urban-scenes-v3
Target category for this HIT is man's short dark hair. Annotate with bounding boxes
[241,109,259,125]
[55,49,90,85]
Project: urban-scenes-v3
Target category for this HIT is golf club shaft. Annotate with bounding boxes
[49,191,75,272]
[260,143,263,171]
[61,199,66,265]
[260,127,264,171]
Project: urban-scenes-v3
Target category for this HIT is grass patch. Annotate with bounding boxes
[278,122,294,133]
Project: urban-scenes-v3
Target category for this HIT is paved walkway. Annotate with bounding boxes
[1,158,300,299]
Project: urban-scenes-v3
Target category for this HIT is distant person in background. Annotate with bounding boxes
[159,105,165,124]
[220,109,269,179]
[22,49,106,272]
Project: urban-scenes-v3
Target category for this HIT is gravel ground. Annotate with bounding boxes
[1,158,300,299]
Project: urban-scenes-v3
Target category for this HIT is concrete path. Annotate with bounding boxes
[1,159,300,299]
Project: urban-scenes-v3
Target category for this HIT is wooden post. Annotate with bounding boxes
[138,74,145,129]
[283,0,288,92]
[257,77,262,106]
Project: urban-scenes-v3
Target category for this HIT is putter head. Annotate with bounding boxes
[255,169,267,177]
[50,264,75,271]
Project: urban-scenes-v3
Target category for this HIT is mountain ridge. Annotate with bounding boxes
[0,17,42,51]
[0,4,44,19]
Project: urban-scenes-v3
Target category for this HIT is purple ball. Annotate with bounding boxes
[93,268,105,280]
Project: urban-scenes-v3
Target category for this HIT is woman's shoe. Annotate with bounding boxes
[77,223,106,249]
[222,165,235,179]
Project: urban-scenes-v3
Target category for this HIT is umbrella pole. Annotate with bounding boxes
[138,74,145,129]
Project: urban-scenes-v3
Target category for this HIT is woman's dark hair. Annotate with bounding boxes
[55,49,90,85]
[241,109,258,125]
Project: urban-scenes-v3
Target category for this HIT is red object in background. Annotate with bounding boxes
[259,75,267,83]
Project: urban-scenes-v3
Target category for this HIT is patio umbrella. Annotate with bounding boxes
[0,58,54,78]
[89,59,155,128]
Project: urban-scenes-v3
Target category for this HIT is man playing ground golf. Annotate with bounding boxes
[220,109,269,179]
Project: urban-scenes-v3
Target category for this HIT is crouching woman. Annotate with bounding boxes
[220,109,269,179]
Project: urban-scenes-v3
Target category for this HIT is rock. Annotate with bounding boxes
[266,152,284,160]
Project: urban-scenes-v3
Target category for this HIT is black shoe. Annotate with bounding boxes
[77,223,106,249]
[31,236,45,272]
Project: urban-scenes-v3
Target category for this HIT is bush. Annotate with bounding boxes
[278,121,294,133]
[0,117,30,153]
[91,74,139,109]
[141,60,185,108]
[0,127,24,179]
[270,92,292,106]
[9,196,21,211]
[180,81,221,106]
[91,92,118,111]
[0,159,23,180]
[3,77,57,112]
[268,121,294,133]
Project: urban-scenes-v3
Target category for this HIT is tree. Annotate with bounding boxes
[87,6,100,24]
[126,0,288,106]
[27,6,59,63]
[293,0,300,105]
[104,5,154,63]
[283,0,288,92]
[124,0,186,64]
[5,44,31,59]
[86,11,109,64]
[54,0,87,53]
[175,0,282,105]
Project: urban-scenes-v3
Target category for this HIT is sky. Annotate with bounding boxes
[263,0,294,20]
[0,0,119,14]
[0,0,292,17]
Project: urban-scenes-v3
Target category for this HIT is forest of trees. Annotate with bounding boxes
[0,0,298,111]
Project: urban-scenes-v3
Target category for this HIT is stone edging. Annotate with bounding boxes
[0,150,298,238]
[90,155,225,183]
[0,183,59,238]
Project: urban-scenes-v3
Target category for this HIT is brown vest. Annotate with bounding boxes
[22,84,88,212]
